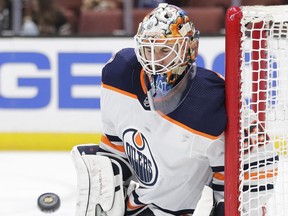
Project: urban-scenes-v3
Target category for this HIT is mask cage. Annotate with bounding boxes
[134,36,190,75]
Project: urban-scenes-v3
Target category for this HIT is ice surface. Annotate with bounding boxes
[0,151,77,216]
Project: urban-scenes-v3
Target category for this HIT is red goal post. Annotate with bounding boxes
[225,5,288,216]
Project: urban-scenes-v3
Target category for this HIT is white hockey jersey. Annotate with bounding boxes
[98,48,226,215]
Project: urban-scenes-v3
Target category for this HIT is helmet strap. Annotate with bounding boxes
[171,64,187,75]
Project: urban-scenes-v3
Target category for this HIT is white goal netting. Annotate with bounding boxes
[239,5,288,216]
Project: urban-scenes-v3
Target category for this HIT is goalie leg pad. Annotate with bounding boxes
[71,144,125,216]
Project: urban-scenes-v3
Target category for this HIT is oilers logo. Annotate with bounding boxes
[123,128,158,186]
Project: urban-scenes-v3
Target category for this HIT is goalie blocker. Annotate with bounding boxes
[71,144,224,216]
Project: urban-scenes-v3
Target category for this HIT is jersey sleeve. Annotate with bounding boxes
[98,104,135,186]
[206,134,225,203]
[97,50,136,186]
[240,107,279,214]
[208,107,279,214]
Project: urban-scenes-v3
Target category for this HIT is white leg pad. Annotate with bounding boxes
[71,145,125,216]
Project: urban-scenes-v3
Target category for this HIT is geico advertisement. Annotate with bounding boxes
[0,37,225,134]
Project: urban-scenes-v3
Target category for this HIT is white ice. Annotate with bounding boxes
[0,151,77,216]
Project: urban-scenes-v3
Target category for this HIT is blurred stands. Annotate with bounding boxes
[55,0,82,33]
[2,0,288,37]
[0,0,11,33]
[183,7,226,34]
[78,9,123,35]
[241,0,284,5]
[77,7,225,36]
[188,0,230,10]
[77,4,227,36]
[20,0,72,36]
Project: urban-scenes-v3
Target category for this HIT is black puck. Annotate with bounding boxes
[37,192,61,212]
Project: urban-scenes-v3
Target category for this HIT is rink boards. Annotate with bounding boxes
[0,36,225,150]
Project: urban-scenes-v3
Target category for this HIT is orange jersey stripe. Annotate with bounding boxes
[103,81,221,140]
[101,135,125,153]
[162,115,222,140]
[102,83,137,99]
[214,168,278,181]
[127,198,145,210]
[244,168,278,180]
[213,172,224,181]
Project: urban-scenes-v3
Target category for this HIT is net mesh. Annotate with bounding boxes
[239,5,288,216]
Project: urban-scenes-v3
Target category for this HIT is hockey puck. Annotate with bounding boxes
[37,192,60,213]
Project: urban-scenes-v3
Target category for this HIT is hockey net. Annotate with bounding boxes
[225,5,288,216]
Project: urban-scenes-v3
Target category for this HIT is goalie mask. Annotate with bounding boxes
[134,3,199,114]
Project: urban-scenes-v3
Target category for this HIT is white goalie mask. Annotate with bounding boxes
[134,3,199,76]
[134,3,199,114]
